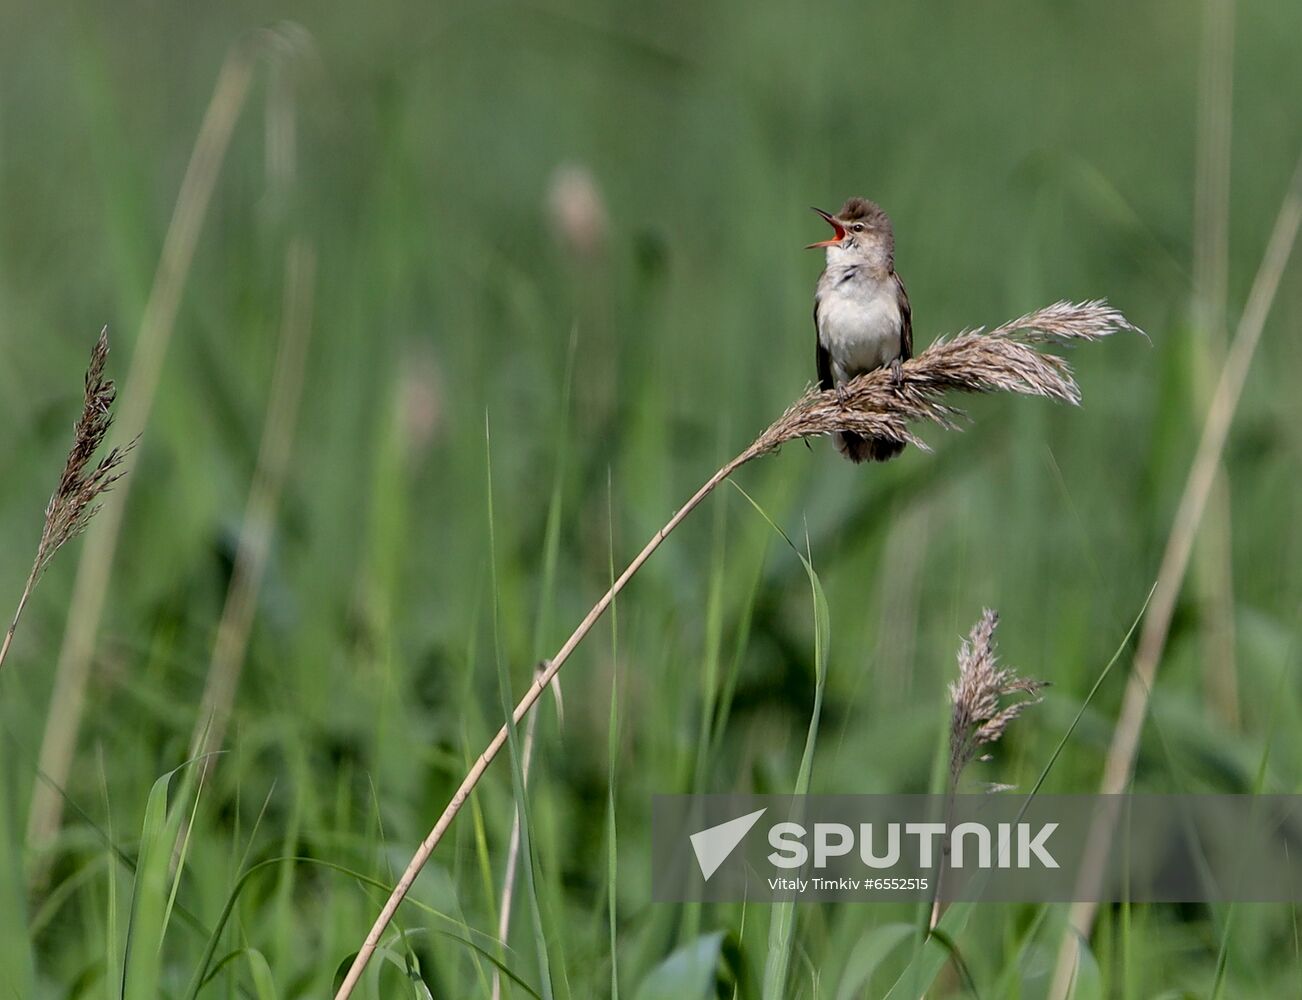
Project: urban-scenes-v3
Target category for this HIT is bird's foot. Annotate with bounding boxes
[835,383,849,407]
[890,357,904,387]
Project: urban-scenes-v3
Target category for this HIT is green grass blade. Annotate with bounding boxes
[834,923,915,1000]
[731,484,830,1000]
[161,774,205,953]
[881,903,975,999]
[1210,642,1296,1000]
[633,931,726,1000]
[121,762,195,999]
[606,475,621,999]
[1024,581,1157,802]
[187,856,544,999]
[243,949,278,1000]
[0,777,35,994]
[486,418,556,1000]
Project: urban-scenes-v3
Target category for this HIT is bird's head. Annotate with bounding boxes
[806,197,895,267]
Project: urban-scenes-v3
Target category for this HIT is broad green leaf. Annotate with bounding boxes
[122,763,195,1000]
[882,903,975,999]
[244,949,278,1000]
[835,923,916,1000]
[634,931,726,1000]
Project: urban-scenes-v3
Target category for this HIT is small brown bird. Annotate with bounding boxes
[808,197,913,462]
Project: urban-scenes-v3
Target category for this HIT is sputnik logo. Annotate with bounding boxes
[689,808,767,881]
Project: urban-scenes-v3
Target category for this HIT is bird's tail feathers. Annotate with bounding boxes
[835,431,905,463]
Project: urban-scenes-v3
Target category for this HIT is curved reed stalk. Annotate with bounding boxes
[333,299,1139,999]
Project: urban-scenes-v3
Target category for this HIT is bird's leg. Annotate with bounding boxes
[890,357,904,387]
[835,382,849,406]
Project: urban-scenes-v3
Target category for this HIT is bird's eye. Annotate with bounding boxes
[852,223,865,232]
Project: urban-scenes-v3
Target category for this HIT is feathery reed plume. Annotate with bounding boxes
[947,609,1046,789]
[753,300,1138,458]
[0,329,132,676]
[333,299,1138,999]
[929,609,1045,928]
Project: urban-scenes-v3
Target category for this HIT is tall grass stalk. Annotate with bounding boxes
[748,506,828,1000]
[188,239,316,765]
[489,332,574,999]
[332,300,1137,998]
[1191,0,1240,728]
[604,479,621,1000]
[1050,152,1302,1000]
[490,661,548,1000]
[486,423,556,1000]
[188,35,310,771]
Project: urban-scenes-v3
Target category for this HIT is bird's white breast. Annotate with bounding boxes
[817,270,903,383]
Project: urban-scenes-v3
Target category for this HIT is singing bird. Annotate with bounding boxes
[808,197,913,462]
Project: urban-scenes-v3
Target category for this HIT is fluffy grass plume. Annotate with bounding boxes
[0,329,131,674]
[931,608,1046,929]
[947,608,1046,789]
[756,300,1142,455]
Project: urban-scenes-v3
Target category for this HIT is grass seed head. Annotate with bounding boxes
[755,300,1142,455]
[947,608,1046,788]
[34,328,133,578]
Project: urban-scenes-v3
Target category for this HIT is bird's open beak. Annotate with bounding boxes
[805,207,846,249]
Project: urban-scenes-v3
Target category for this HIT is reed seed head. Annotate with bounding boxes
[947,609,1046,788]
[34,328,133,579]
[754,300,1142,456]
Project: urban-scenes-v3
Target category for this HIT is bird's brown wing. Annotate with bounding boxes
[814,298,834,391]
[893,270,913,361]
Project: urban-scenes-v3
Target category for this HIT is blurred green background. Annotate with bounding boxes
[1,0,1300,996]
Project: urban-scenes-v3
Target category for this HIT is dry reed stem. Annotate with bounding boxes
[333,299,1137,999]
[26,45,256,868]
[189,38,310,769]
[1191,0,1240,729]
[1050,153,1302,1000]
[0,330,131,676]
[189,240,316,766]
